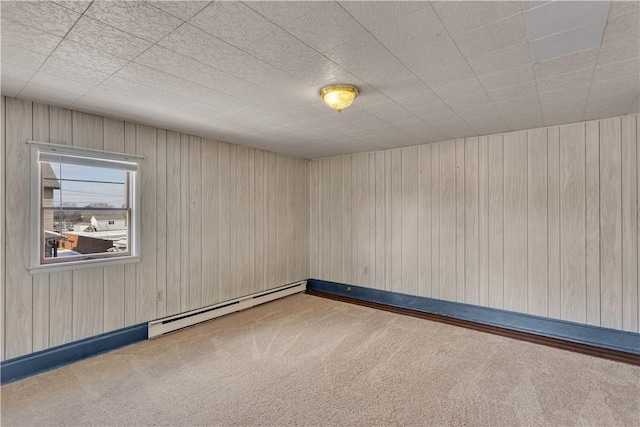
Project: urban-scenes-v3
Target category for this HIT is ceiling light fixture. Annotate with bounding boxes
[320,85,358,113]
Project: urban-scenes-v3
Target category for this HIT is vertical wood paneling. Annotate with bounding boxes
[71,111,104,341]
[621,116,638,332]
[103,118,126,332]
[236,146,250,296]
[188,136,202,309]
[201,139,219,305]
[375,152,386,289]
[488,135,504,309]
[455,140,465,302]
[255,149,266,290]
[123,122,137,327]
[32,103,49,352]
[229,145,237,298]
[309,160,318,279]
[3,98,311,359]
[320,159,331,279]
[585,122,601,326]
[179,134,190,312]
[266,152,277,289]
[527,128,548,317]
[417,145,431,297]
[135,125,156,323]
[340,156,352,285]
[357,153,370,286]
[401,147,418,295]
[330,158,343,281]
[600,118,623,329]
[368,153,376,288]
[478,137,489,306]
[218,142,231,300]
[391,150,402,292]
[165,131,181,314]
[154,129,167,319]
[560,123,586,323]
[548,127,561,319]
[430,144,440,299]
[503,131,527,313]
[0,96,5,360]
[440,141,456,301]
[464,138,479,305]
[48,107,74,345]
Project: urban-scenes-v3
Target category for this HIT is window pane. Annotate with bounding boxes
[43,162,127,208]
[43,209,129,260]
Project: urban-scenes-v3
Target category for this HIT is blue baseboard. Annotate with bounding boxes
[307,279,640,355]
[1,323,147,385]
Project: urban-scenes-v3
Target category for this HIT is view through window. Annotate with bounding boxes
[41,159,131,263]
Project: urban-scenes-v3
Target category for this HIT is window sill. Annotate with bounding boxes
[28,256,141,275]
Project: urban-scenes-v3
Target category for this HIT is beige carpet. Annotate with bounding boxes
[1,293,639,426]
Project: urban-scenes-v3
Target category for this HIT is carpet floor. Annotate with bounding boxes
[1,293,639,426]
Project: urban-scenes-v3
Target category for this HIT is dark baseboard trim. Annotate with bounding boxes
[306,279,640,366]
[1,323,148,384]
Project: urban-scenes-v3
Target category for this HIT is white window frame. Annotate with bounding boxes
[28,140,143,274]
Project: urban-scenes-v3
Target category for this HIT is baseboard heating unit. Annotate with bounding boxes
[148,281,306,338]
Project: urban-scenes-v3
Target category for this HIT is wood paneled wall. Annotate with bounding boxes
[311,114,640,333]
[1,97,310,361]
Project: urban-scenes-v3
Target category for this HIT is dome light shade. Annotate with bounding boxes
[320,85,358,112]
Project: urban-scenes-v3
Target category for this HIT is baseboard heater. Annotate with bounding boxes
[148,281,307,338]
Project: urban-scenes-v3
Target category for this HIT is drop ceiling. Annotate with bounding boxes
[1,1,638,159]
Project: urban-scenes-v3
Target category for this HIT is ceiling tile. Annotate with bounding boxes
[453,13,528,59]
[50,40,129,74]
[601,6,639,47]
[609,0,639,18]
[0,1,80,37]
[539,85,590,106]
[521,2,550,12]
[1,43,48,70]
[158,23,240,69]
[85,1,183,42]
[189,1,277,49]
[40,56,111,86]
[1,18,62,55]
[479,64,535,91]
[53,1,92,14]
[455,102,499,119]
[97,76,196,109]
[21,71,93,106]
[0,62,36,96]
[487,80,538,101]
[66,16,153,60]
[467,42,532,76]
[627,96,639,114]
[533,48,599,78]
[523,1,610,41]
[134,45,208,79]
[433,78,486,99]
[342,2,447,57]
[245,1,322,27]
[432,0,523,37]
[536,68,594,94]
[494,94,542,115]
[592,58,640,83]
[443,92,492,111]
[529,24,608,63]
[597,38,640,65]
[114,62,220,102]
[145,1,210,21]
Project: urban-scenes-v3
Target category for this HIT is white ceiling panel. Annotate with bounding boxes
[1,18,62,55]
[65,16,153,60]
[524,1,610,41]
[1,0,637,159]
[145,1,210,21]
[85,1,183,42]
[1,1,80,37]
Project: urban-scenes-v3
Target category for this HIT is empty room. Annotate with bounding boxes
[1,0,639,425]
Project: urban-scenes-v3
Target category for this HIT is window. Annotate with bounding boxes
[29,141,142,272]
